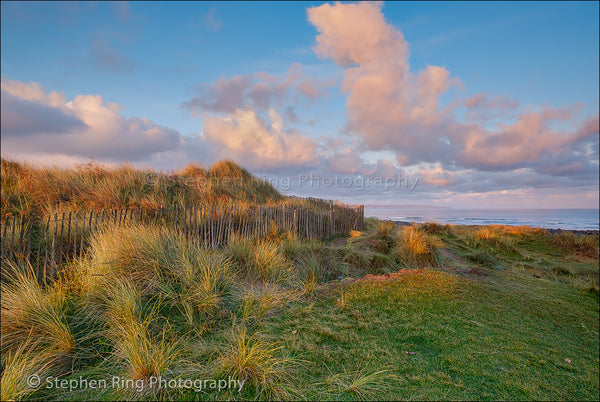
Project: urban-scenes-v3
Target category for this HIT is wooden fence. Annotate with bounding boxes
[1,203,364,280]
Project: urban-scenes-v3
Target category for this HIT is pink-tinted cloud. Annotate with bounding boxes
[181,63,333,115]
[462,93,519,122]
[464,93,518,110]
[307,1,598,179]
[308,1,406,67]
[458,108,598,171]
[324,147,402,178]
[202,108,319,171]
[295,77,334,99]
[1,80,85,136]
[308,1,461,165]
[1,79,183,162]
[417,165,460,186]
[1,90,86,136]
[563,113,599,145]
[183,75,252,115]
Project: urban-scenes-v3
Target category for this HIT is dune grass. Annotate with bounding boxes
[0,158,283,216]
[0,344,55,401]
[1,217,598,400]
[1,262,75,365]
[169,248,235,328]
[552,231,599,259]
[1,158,358,220]
[218,326,295,399]
[442,223,599,293]
[84,223,185,292]
[392,225,443,268]
[108,305,181,398]
[224,236,300,286]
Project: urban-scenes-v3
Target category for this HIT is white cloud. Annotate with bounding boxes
[307,1,598,177]
[1,79,185,163]
[202,108,319,171]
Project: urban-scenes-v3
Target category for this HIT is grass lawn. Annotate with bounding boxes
[255,267,598,400]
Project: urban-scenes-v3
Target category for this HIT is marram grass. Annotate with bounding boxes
[392,225,443,268]
[0,218,597,401]
[219,326,295,399]
[0,158,282,216]
[0,343,54,401]
[1,262,75,365]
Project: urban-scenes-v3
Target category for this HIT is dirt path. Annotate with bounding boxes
[439,248,488,277]
[439,248,466,265]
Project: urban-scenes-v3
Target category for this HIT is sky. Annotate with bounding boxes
[1,1,598,209]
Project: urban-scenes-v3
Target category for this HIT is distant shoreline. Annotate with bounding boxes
[392,220,599,235]
[366,206,599,210]
[364,207,598,232]
[364,204,451,209]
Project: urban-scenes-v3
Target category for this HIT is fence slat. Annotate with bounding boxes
[1,215,9,262]
[10,215,17,258]
[1,200,363,282]
[73,212,79,258]
[50,214,58,280]
[17,214,25,255]
[66,212,72,257]
[42,216,50,283]
[79,211,87,259]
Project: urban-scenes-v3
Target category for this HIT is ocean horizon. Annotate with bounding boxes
[364,207,600,231]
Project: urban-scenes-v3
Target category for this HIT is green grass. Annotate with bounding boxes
[442,224,599,293]
[218,326,295,399]
[108,305,182,399]
[254,268,598,400]
[1,220,598,401]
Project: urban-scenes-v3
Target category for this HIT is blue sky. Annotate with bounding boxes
[1,1,598,208]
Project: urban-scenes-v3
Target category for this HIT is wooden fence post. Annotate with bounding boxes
[0,201,364,283]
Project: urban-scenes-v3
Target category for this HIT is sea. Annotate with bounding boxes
[364,208,600,231]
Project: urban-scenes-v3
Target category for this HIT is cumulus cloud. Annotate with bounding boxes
[308,2,462,165]
[307,1,599,180]
[180,63,336,172]
[462,93,519,122]
[202,108,319,171]
[183,75,252,115]
[1,79,185,163]
[458,109,599,172]
[309,1,406,67]
[417,164,460,187]
[1,89,86,136]
[324,147,402,179]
